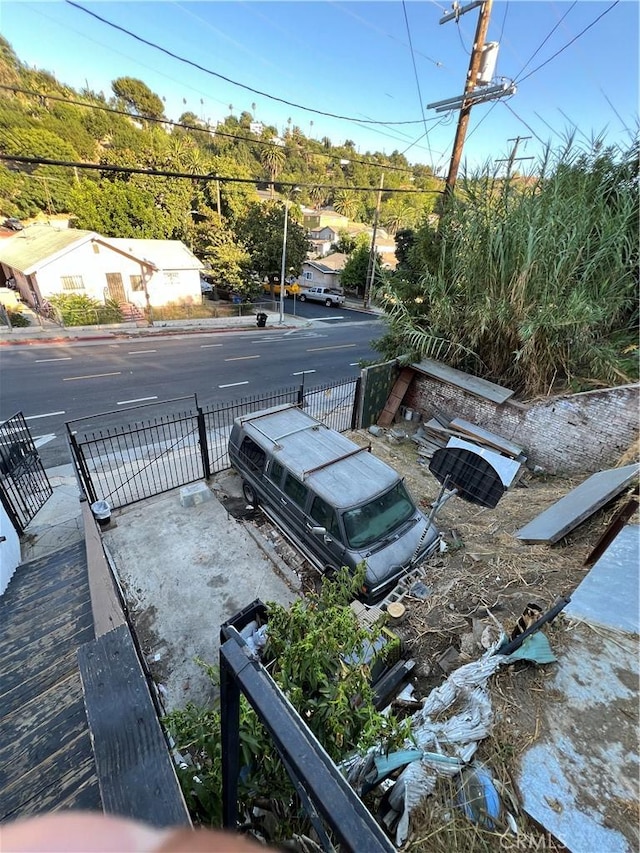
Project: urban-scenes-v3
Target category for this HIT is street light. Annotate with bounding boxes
[279,187,300,325]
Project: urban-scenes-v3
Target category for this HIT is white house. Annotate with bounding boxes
[0,225,203,313]
[300,253,347,289]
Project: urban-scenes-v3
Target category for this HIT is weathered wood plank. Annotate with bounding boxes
[1,620,94,691]
[0,676,89,788]
[82,500,126,638]
[449,417,523,458]
[1,750,99,822]
[412,358,515,404]
[377,367,414,427]
[78,625,191,829]
[516,464,640,543]
[3,568,89,617]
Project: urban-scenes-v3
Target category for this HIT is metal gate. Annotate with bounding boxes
[0,412,53,534]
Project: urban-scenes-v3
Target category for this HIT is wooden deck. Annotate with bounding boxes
[0,541,101,821]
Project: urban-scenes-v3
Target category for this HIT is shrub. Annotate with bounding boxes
[48,293,122,326]
[6,309,30,327]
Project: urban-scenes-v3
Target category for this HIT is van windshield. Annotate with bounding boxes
[342,482,416,550]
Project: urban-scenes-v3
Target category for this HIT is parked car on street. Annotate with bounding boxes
[298,286,345,307]
[2,218,23,231]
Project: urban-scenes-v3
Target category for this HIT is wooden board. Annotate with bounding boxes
[516,464,640,543]
[77,624,191,829]
[377,367,414,427]
[412,358,514,404]
[449,417,523,458]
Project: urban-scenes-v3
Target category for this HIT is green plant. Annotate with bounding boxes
[48,293,123,326]
[164,566,407,838]
[6,309,29,327]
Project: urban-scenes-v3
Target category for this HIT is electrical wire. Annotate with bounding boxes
[401,0,434,168]
[516,1,619,85]
[498,1,510,43]
[0,154,444,194]
[0,83,420,175]
[65,0,426,126]
[513,1,576,83]
[501,101,547,146]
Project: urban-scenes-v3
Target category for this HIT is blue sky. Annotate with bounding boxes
[2,1,638,174]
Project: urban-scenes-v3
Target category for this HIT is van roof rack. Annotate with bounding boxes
[302,444,371,479]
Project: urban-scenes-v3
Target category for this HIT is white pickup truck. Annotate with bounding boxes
[298,286,345,307]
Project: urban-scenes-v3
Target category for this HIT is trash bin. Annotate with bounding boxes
[91,499,111,528]
[256,312,267,328]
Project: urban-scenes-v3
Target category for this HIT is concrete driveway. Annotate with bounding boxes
[103,471,300,712]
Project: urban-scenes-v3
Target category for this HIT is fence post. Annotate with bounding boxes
[196,406,211,480]
[351,376,362,430]
[67,428,97,504]
[297,382,304,406]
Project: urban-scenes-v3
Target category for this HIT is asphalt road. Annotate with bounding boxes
[2,318,384,467]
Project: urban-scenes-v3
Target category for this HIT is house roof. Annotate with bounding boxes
[107,239,203,271]
[303,252,347,274]
[0,225,95,274]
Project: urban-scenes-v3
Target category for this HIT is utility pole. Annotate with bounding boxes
[496,136,533,175]
[363,173,384,310]
[443,0,493,198]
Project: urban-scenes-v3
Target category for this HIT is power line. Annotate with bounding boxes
[0,153,443,194]
[0,83,419,175]
[513,1,577,83]
[516,1,619,85]
[401,0,434,168]
[65,0,426,127]
[501,101,547,146]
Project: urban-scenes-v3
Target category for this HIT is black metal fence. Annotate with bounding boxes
[0,412,53,534]
[68,377,360,510]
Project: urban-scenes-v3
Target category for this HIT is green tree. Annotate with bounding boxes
[237,200,309,279]
[260,139,285,195]
[70,179,169,237]
[111,77,165,120]
[340,243,382,297]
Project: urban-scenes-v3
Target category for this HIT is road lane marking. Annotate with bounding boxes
[25,411,66,420]
[35,357,72,363]
[63,372,122,381]
[312,315,344,320]
[128,349,157,354]
[305,344,357,352]
[117,396,158,405]
[224,355,260,362]
[33,434,56,448]
[219,381,249,388]
[349,362,361,366]
[292,370,316,376]
[200,343,223,348]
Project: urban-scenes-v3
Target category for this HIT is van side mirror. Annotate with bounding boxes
[307,524,326,536]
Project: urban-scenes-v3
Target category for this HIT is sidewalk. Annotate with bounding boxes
[0,308,310,346]
[0,299,383,346]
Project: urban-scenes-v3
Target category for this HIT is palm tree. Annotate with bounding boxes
[333,189,360,221]
[260,142,286,197]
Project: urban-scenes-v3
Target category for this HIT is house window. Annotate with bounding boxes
[303,271,313,281]
[61,275,85,290]
[130,275,144,292]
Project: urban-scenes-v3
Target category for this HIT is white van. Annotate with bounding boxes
[228,404,440,602]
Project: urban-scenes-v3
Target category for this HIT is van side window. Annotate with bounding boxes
[240,437,266,473]
[269,459,284,486]
[310,496,340,538]
[283,473,308,508]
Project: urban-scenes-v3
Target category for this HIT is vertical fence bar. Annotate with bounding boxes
[196,406,211,480]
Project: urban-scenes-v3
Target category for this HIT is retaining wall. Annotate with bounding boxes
[406,377,639,475]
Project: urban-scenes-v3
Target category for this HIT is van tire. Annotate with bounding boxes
[242,481,258,508]
[299,294,306,302]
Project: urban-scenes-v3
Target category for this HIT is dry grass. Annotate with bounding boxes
[346,428,638,850]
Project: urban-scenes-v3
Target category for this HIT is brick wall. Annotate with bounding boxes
[406,377,639,475]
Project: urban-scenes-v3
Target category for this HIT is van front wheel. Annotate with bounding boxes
[242,481,258,508]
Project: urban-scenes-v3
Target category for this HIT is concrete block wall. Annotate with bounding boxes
[406,378,639,475]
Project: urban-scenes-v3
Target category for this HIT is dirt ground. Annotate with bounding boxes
[343,428,639,851]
